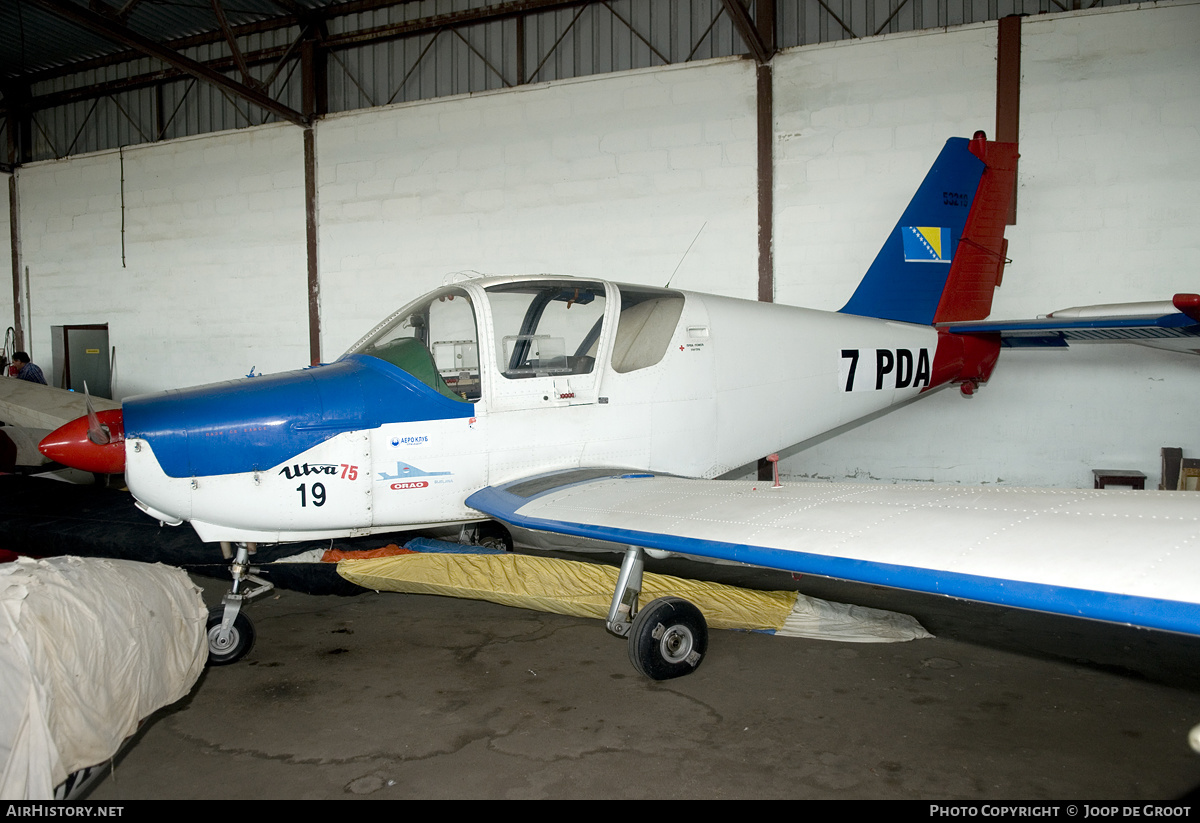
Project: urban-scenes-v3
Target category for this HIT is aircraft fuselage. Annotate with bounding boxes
[117,275,965,544]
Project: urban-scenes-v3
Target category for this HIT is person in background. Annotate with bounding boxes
[11,352,47,385]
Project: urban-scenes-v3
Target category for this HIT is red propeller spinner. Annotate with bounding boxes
[39,407,126,474]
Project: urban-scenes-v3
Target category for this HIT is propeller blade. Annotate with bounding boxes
[84,381,111,446]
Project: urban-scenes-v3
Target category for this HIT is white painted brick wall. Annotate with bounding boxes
[16,124,308,398]
[316,58,759,355]
[773,23,998,311]
[775,1,1200,488]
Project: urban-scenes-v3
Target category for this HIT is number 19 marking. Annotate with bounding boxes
[296,482,326,507]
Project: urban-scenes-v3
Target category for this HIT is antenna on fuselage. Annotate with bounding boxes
[665,222,706,289]
[443,270,487,284]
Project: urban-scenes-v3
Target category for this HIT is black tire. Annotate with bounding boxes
[206,605,255,666]
[627,596,708,680]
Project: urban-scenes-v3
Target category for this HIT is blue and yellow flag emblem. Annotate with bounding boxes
[902,226,951,263]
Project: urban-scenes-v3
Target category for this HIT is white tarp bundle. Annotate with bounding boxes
[0,557,207,800]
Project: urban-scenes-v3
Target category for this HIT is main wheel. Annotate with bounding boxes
[206,606,256,666]
[627,597,708,680]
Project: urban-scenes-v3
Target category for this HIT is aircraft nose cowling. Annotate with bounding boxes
[121,355,474,480]
[39,409,127,474]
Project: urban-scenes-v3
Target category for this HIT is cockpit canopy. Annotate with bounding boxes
[347,278,685,401]
[348,285,481,401]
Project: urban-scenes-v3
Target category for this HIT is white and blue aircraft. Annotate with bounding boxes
[39,132,1200,678]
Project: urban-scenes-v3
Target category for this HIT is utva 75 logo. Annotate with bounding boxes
[840,348,932,392]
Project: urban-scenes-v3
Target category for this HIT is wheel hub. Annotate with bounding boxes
[656,624,694,664]
[209,625,238,653]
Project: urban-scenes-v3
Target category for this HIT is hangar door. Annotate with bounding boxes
[52,324,112,399]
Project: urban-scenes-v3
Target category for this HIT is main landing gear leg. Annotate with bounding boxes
[605,546,708,681]
[206,542,275,665]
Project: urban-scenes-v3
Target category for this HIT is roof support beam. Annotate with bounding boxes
[113,0,145,24]
[9,1,595,118]
[996,14,1022,225]
[8,175,25,352]
[20,0,589,85]
[27,0,308,127]
[752,3,776,481]
[2,83,32,168]
[722,0,774,64]
[756,61,773,305]
[210,0,263,91]
[756,0,776,55]
[301,33,324,367]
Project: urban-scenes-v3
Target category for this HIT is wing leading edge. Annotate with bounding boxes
[466,470,1200,637]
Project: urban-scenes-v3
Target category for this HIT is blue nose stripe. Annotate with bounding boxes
[123,354,473,478]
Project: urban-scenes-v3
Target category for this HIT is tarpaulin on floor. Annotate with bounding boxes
[337,551,930,642]
[0,557,207,800]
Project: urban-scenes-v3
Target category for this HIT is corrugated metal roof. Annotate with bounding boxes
[1,0,332,79]
[1,0,1147,164]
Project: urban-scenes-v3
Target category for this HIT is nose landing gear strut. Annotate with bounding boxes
[206,542,275,665]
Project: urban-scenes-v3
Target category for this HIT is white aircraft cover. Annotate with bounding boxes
[0,378,120,430]
[0,557,207,800]
[468,472,1200,637]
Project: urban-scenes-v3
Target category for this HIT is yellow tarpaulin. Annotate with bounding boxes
[337,552,931,641]
[339,552,794,630]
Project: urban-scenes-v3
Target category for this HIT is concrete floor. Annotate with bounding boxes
[84,559,1200,800]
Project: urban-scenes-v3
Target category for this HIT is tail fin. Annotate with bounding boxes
[839,132,1019,325]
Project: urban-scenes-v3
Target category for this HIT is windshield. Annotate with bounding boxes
[347,287,480,401]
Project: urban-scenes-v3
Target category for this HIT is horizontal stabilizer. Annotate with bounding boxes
[943,293,1200,353]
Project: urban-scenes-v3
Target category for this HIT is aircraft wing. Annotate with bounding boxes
[941,293,1200,353]
[466,470,1200,636]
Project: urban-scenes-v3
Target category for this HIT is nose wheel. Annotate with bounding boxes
[206,606,256,665]
[206,541,274,665]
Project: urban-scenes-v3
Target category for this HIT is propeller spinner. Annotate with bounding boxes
[39,385,126,474]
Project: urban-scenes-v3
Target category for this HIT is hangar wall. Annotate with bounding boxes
[315,57,759,355]
[772,23,997,311]
[4,1,1197,488]
[783,0,1200,488]
[12,127,309,396]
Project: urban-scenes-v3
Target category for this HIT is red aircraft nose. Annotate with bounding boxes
[39,409,126,474]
